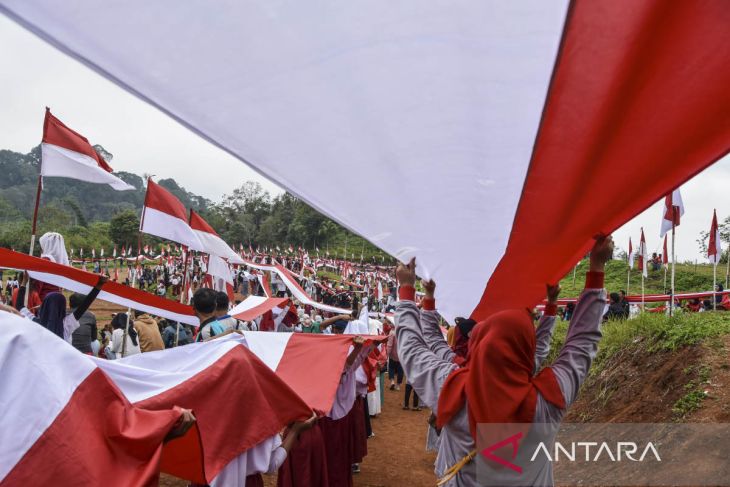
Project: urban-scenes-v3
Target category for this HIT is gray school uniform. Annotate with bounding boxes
[396,287,605,486]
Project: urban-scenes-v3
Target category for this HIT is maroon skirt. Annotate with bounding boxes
[277,423,329,487]
[319,415,353,487]
[350,396,368,464]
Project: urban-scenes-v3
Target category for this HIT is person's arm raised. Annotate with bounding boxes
[534,283,560,373]
[395,258,457,411]
[550,235,612,407]
[419,279,454,362]
[72,275,107,321]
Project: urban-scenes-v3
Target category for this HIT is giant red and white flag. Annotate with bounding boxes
[660,189,686,238]
[0,247,198,325]
[245,260,351,314]
[189,209,244,264]
[238,332,383,414]
[41,108,134,191]
[94,336,312,484]
[5,1,728,321]
[230,296,291,321]
[638,228,648,278]
[708,209,723,265]
[141,179,204,252]
[0,310,184,486]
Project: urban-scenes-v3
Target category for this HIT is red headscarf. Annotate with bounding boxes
[436,309,565,438]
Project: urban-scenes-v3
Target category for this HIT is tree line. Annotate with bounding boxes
[0,146,388,261]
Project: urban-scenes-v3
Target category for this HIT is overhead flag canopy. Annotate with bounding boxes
[4,1,728,320]
[41,108,134,191]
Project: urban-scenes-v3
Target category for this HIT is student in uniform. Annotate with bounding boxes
[396,236,613,486]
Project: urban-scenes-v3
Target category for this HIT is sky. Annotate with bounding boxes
[1,14,729,263]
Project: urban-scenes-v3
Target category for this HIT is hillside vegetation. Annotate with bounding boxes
[0,146,389,261]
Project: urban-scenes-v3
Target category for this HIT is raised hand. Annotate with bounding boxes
[396,257,417,287]
[589,235,614,272]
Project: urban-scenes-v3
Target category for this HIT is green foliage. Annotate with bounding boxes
[109,209,140,247]
[559,258,725,299]
[673,365,711,419]
[546,312,730,376]
[672,390,707,419]
[0,147,392,261]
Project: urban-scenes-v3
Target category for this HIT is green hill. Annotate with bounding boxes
[559,258,727,298]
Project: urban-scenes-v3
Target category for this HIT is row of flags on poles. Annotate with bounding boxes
[627,188,724,275]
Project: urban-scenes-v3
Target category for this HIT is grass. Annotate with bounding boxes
[546,311,730,377]
[672,364,711,419]
[558,259,727,298]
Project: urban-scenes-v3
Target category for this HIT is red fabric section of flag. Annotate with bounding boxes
[189,209,218,235]
[42,108,113,172]
[0,368,182,487]
[232,298,290,322]
[144,179,189,221]
[275,334,355,415]
[662,235,669,265]
[473,0,730,319]
[136,346,312,482]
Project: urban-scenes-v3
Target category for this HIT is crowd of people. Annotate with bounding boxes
[2,230,725,486]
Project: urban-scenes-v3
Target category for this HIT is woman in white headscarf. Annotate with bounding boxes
[39,232,70,266]
[36,232,71,300]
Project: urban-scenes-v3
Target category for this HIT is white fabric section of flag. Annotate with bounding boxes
[659,189,686,238]
[192,229,244,264]
[0,0,569,322]
[141,207,203,252]
[207,255,233,286]
[0,311,96,480]
[93,337,241,404]
[41,143,134,191]
[239,332,292,372]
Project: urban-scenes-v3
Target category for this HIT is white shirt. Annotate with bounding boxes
[111,328,141,357]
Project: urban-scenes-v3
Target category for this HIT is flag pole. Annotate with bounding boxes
[122,230,143,357]
[713,262,717,311]
[122,185,148,357]
[670,222,676,317]
[726,246,730,289]
[641,272,645,311]
[174,211,196,346]
[572,262,577,288]
[24,175,43,307]
[663,265,667,295]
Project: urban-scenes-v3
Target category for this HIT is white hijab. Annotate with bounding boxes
[39,232,70,267]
